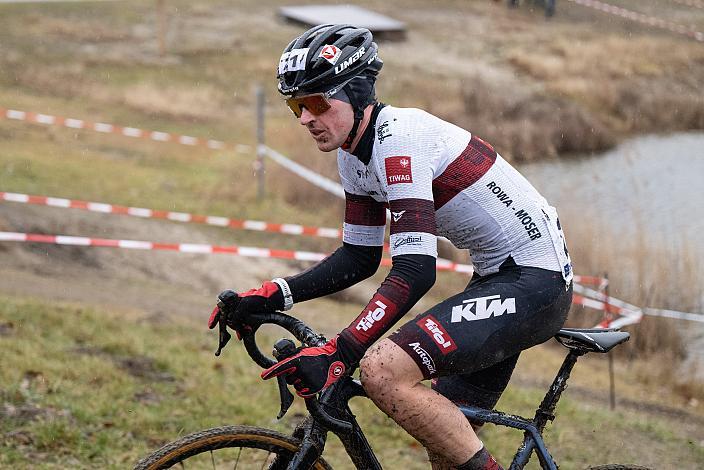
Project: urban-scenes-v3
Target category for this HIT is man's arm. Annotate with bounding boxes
[282,190,386,307]
[285,242,382,303]
[338,253,436,360]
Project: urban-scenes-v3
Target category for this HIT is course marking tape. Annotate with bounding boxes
[0,191,342,239]
[0,107,251,154]
[572,292,643,328]
[0,231,473,274]
[566,0,704,42]
[2,230,700,321]
[574,282,704,324]
[263,146,346,199]
[573,275,609,289]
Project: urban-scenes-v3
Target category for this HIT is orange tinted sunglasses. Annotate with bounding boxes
[285,93,332,118]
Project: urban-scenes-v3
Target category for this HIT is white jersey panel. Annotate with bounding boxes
[337,105,572,283]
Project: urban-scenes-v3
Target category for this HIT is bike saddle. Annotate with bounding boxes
[554,328,630,353]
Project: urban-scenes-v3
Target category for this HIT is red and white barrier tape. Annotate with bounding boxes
[0,191,342,239]
[2,230,700,321]
[0,107,251,153]
[573,282,704,324]
[0,231,472,274]
[572,275,609,290]
[567,0,704,42]
[572,293,643,328]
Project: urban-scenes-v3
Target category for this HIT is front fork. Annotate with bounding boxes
[272,377,383,470]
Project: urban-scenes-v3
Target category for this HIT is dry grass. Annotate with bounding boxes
[122,83,227,121]
[554,205,704,403]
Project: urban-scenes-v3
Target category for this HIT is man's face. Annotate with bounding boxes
[298,98,354,152]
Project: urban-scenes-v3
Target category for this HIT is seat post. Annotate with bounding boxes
[533,349,585,432]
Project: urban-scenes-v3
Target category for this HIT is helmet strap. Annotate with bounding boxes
[342,108,364,151]
[340,79,374,151]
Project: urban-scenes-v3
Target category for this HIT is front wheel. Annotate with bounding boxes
[134,425,333,470]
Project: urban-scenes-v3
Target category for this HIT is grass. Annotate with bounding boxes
[2,294,703,469]
[0,2,703,467]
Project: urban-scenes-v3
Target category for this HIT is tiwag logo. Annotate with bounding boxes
[385,156,413,185]
[450,295,516,323]
[355,300,388,332]
[417,315,457,354]
[408,342,436,375]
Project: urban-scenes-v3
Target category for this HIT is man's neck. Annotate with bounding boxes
[349,105,375,154]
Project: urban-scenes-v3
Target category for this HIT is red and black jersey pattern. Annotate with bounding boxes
[341,275,412,355]
[344,192,386,226]
[432,135,497,210]
[388,198,437,236]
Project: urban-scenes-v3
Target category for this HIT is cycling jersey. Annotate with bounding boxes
[338,105,572,282]
[284,103,572,364]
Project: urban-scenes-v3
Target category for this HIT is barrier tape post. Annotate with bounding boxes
[604,272,617,411]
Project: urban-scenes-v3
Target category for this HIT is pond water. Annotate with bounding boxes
[519,132,704,371]
[518,132,704,257]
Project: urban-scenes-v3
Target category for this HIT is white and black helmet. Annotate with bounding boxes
[278,24,384,147]
[277,24,383,96]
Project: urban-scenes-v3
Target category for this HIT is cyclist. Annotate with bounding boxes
[209,24,573,470]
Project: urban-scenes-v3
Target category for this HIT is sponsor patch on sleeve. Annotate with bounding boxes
[385,156,413,185]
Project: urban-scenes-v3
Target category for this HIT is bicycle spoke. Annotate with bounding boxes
[234,447,242,469]
[260,451,272,470]
[210,450,216,469]
[179,462,185,469]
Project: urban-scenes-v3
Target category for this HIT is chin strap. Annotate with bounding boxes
[341,107,364,151]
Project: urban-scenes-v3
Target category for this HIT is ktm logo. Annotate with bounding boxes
[450,295,516,323]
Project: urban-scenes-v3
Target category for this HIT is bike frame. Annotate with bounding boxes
[286,348,586,470]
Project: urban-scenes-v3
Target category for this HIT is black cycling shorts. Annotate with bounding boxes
[389,257,572,410]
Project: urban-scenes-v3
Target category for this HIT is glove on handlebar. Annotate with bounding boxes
[208,282,285,338]
[261,336,354,398]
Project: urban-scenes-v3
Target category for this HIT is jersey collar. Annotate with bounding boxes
[350,102,386,165]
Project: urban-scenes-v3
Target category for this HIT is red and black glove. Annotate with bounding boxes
[261,336,355,397]
[208,281,287,338]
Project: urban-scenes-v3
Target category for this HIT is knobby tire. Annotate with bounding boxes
[586,465,653,470]
[134,425,332,470]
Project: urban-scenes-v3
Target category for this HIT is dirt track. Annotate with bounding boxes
[0,200,387,336]
[0,201,303,316]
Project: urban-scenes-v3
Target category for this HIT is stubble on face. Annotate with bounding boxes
[301,99,354,152]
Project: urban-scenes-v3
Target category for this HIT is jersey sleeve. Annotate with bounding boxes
[339,164,386,247]
[375,121,438,258]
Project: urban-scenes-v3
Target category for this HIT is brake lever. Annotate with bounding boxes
[276,376,295,419]
[214,311,231,357]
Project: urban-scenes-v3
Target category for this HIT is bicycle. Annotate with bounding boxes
[135,309,650,469]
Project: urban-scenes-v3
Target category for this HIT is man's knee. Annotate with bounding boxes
[360,339,423,399]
